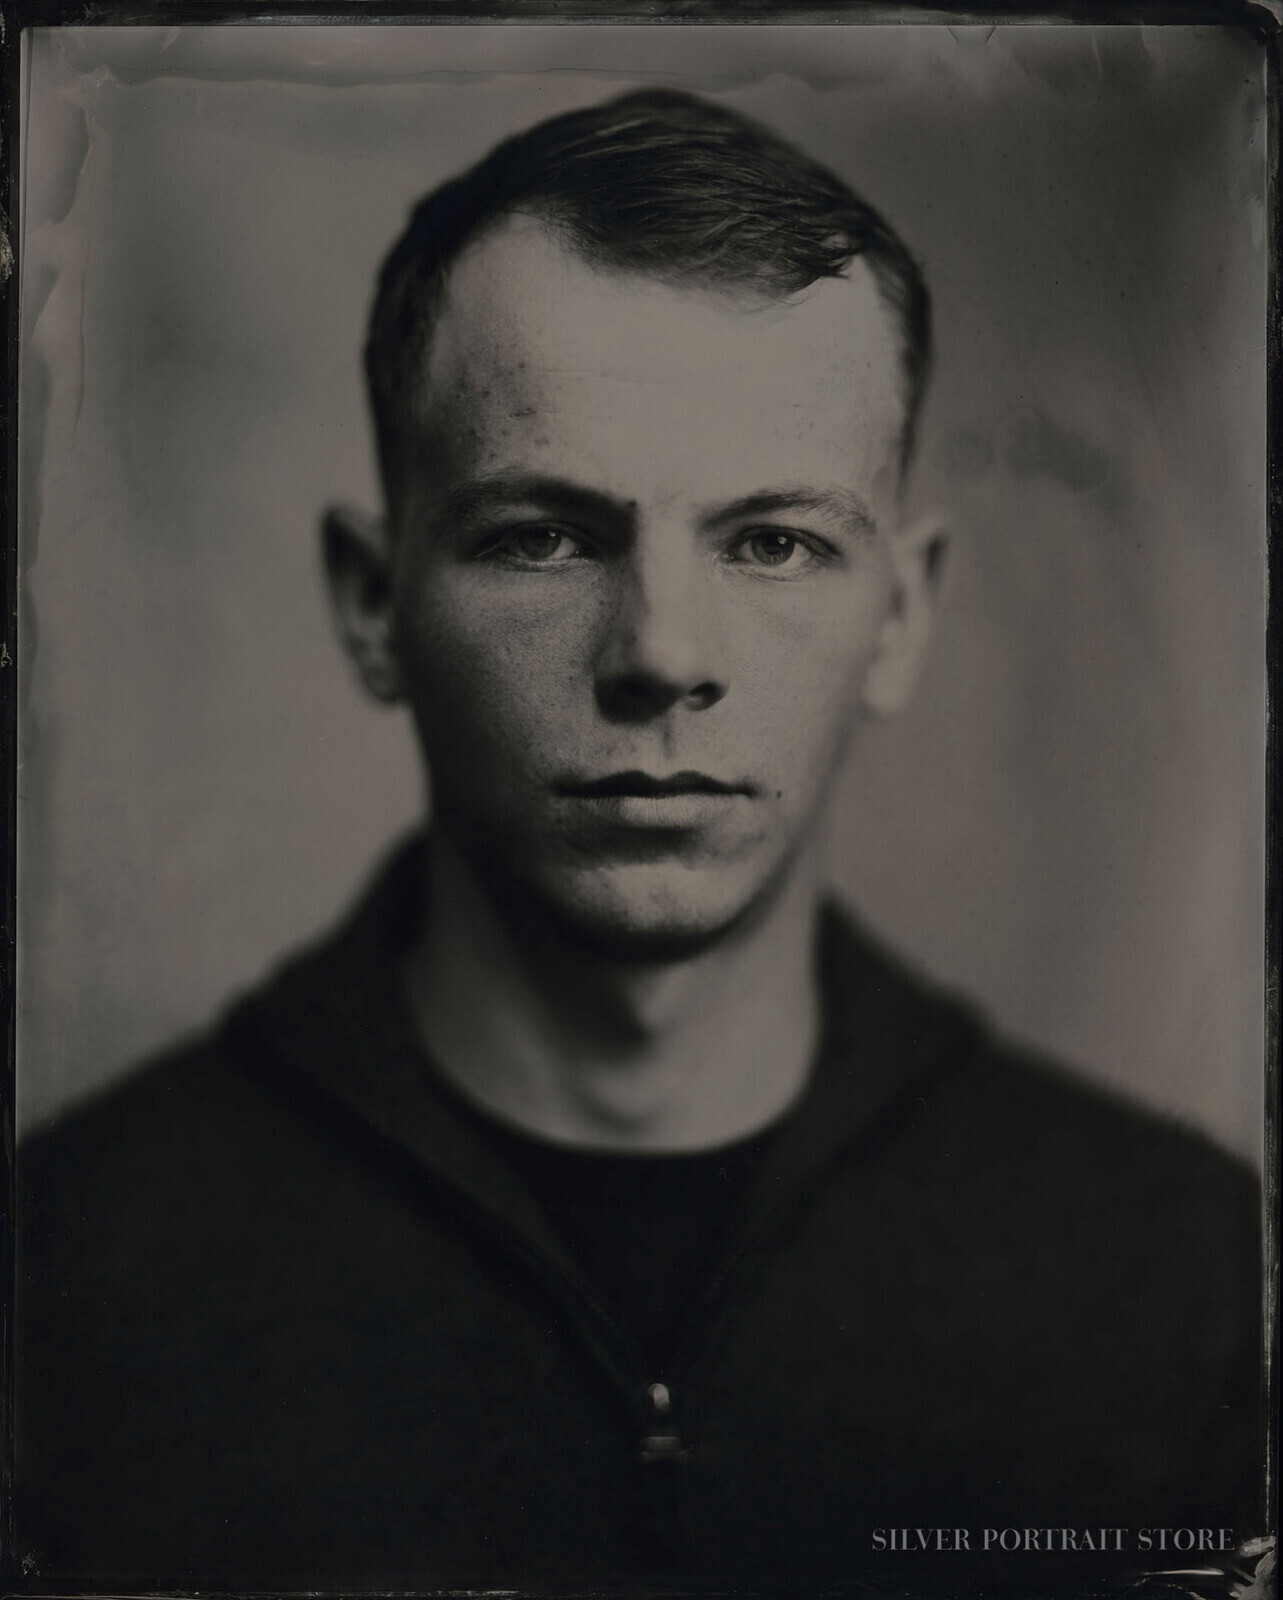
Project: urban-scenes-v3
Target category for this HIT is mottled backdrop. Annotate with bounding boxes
[18,25,1267,1160]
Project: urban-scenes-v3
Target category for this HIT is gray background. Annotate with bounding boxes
[18,24,1267,1160]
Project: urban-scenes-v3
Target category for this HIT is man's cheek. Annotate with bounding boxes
[412,652,579,774]
[416,596,587,678]
[735,642,872,747]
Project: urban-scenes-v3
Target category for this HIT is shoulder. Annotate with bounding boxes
[936,1029,1259,1236]
[867,1003,1261,1385]
[826,901,1257,1203]
[18,840,421,1235]
[818,905,1260,1304]
[17,1032,311,1294]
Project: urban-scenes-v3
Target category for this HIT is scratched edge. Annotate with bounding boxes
[0,0,1279,28]
[0,3,1277,1600]
[1,4,20,1600]
[1256,7,1283,1592]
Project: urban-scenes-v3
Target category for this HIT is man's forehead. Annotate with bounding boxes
[420,216,906,442]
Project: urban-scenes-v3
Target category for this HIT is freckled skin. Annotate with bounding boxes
[390,217,919,949]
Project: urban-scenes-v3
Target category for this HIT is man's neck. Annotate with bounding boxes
[403,840,823,1152]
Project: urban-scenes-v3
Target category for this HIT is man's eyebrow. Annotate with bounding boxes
[702,487,877,533]
[439,473,629,524]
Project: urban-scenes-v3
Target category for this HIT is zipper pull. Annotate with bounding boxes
[639,1381,687,1464]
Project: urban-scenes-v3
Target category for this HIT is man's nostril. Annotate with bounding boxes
[595,672,725,723]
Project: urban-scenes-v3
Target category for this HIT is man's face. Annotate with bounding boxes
[384,217,932,950]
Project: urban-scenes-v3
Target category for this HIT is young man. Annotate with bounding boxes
[15,91,1262,1593]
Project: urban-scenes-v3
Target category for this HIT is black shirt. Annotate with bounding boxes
[445,1084,790,1369]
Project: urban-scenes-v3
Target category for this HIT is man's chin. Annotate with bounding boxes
[486,853,790,963]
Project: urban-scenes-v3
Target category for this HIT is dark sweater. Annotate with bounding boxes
[13,841,1264,1594]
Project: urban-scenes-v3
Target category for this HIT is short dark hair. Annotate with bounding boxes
[366,88,932,517]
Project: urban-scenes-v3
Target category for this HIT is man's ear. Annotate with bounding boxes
[861,511,950,718]
[321,505,405,705]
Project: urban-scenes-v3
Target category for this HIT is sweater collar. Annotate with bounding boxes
[224,835,979,1293]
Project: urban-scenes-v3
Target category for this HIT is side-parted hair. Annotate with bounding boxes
[366,88,932,518]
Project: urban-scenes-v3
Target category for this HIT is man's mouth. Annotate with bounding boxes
[558,771,753,800]
[555,772,755,830]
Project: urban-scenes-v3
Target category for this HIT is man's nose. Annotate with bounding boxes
[593,539,728,722]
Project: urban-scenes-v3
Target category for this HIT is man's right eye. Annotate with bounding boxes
[488,525,588,564]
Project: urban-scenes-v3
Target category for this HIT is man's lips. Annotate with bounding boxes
[553,771,756,831]
[556,771,754,799]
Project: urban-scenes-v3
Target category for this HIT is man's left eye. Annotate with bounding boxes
[731,530,823,573]
[747,532,797,565]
